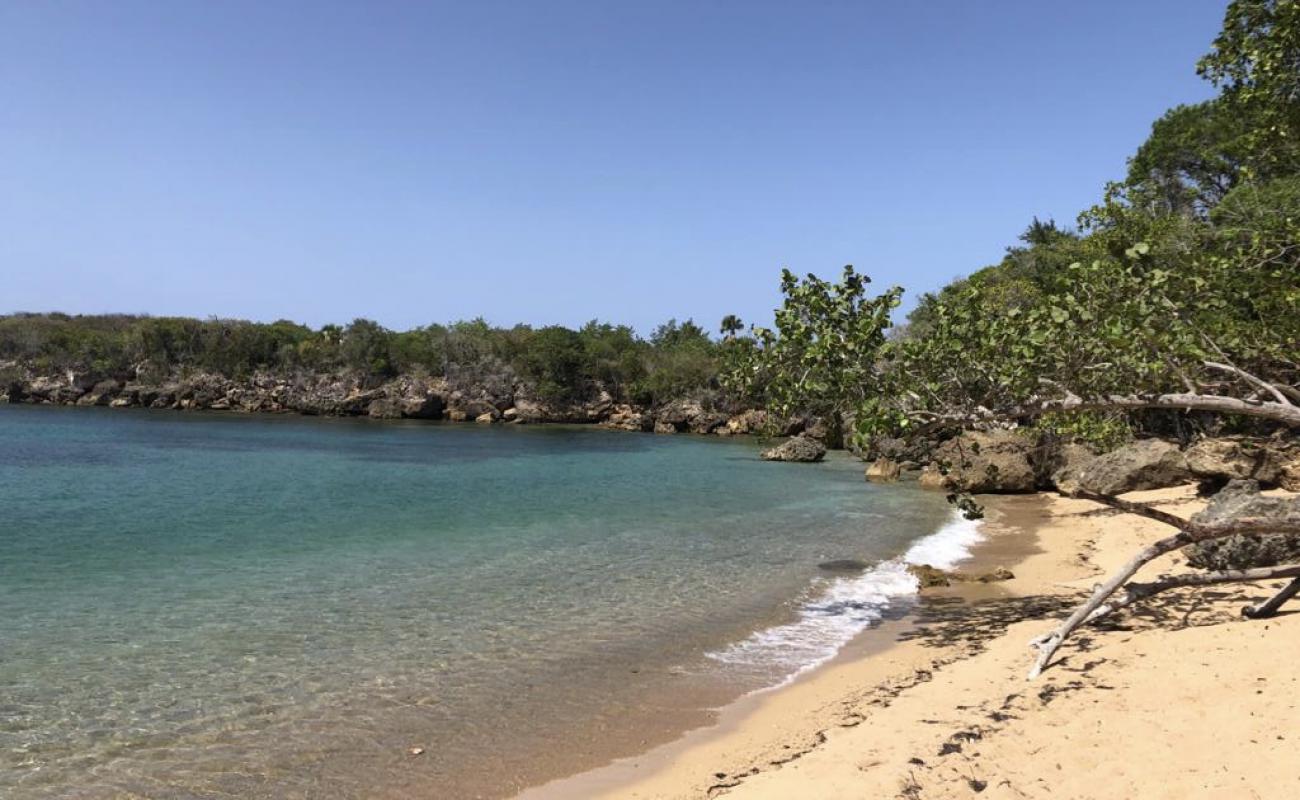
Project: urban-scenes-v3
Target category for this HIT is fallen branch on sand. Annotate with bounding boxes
[1026,484,1300,679]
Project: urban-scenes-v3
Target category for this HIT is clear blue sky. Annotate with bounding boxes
[2,1,1226,334]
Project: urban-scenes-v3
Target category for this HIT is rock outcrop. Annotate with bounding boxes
[1184,480,1300,570]
[1044,442,1099,495]
[760,436,827,463]
[1185,436,1298,488]
[928,430,1038,493]
[865,458,902,483]
[1076,439,1193,495]
[907,563,1016,588]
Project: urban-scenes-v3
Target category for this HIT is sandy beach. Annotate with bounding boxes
[521,484,1300,800]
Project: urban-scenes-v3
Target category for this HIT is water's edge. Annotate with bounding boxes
[516,506,991,800]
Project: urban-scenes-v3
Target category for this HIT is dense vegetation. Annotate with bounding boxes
[725,0,1300,448]
[0,313,722,407]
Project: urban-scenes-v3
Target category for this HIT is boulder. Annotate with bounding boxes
[760,436,826,463]
[1076,439,1193,495]
[401,394,444,419]
[725,410,769,436]
[918,464,948,490]
[1046,442,1099,495]
[76,379,122,406]
[908,563,952,588]
[368,398,404,419]
[865,458,902,483]
[448,409,469,422]
[1281,455,1300,492]
[656,399,702,432]
[689,411,729,435]
[1184,480,1300,570]
[931,430,1037,493]
[653,420,678,435]
[602,404,651,432]
[908,563,1015,588]
[475,412,496,424]
[1186,437,1279,483]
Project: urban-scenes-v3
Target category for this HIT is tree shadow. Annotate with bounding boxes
[897,582,1290,652]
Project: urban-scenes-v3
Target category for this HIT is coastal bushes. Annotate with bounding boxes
[0,311,723,408]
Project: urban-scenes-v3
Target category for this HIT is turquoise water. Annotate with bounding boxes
[0,405,955,798]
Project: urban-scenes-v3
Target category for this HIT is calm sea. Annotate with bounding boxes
[0,405,972,798]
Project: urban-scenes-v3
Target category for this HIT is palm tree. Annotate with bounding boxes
[719,314,744,340]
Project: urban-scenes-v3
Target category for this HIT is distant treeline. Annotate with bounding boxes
[0,313,727,406]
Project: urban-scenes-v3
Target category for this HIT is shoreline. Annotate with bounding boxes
[518,485,1300,799]
[517,495,1040,800]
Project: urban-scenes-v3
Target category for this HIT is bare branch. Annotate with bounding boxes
[1203,361,1293,406]
[1081,564,1300,625]
[1064,490,1193,531]
[913,391,1300,435]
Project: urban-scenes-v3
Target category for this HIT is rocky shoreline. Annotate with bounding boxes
[0,367,785,438]
[864,428,1300,496]
[6,366,1296,498]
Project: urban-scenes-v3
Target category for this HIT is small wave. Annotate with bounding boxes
[706,510,984,685]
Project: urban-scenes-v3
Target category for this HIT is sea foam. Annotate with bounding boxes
[706,510,984,684]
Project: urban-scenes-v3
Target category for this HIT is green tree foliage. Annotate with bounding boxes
[0,312,721,407]
[735,3,1300,447]
[1125,100,1252,215]
[1198,0,1300,178]
[632,319,719,406]
[721,266,901,445]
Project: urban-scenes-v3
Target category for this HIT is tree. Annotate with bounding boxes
[1125,100,1252,215]
[340,318,395,381]
[722,265,901,447]
[1198,0,1300,178]
[719,314,744,340]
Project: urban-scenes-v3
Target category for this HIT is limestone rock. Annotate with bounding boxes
[908,563,952,587]
[760,436,826,463]
[368,398,404,419]
[725,410,769,435]
[1046,442,1099,495]
[1186,437,1277,482]
[918,464,948,490]
[865,458,902,483]
[401,394,445,420]
[1184,480,1300,570]
[1077,439,1193,495]
[932,430,1037,493]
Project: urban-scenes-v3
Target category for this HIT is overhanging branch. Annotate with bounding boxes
[912,391,1300,434]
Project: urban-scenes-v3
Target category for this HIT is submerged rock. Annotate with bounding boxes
[908,563,1015,588]
[909,563,953,587]
[760,436,826,463]
[818,559,872,573]
[865,457,902,483]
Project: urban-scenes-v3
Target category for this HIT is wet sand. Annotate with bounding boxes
[520,486,1300,799]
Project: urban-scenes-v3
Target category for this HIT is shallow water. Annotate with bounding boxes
[0,405,958,798]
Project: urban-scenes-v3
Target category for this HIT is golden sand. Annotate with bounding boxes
[520,485,1300,800]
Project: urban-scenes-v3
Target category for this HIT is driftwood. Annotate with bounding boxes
[1244,576,1300,619]
[1027,488,1300,679]
[1028,563,1300,633]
